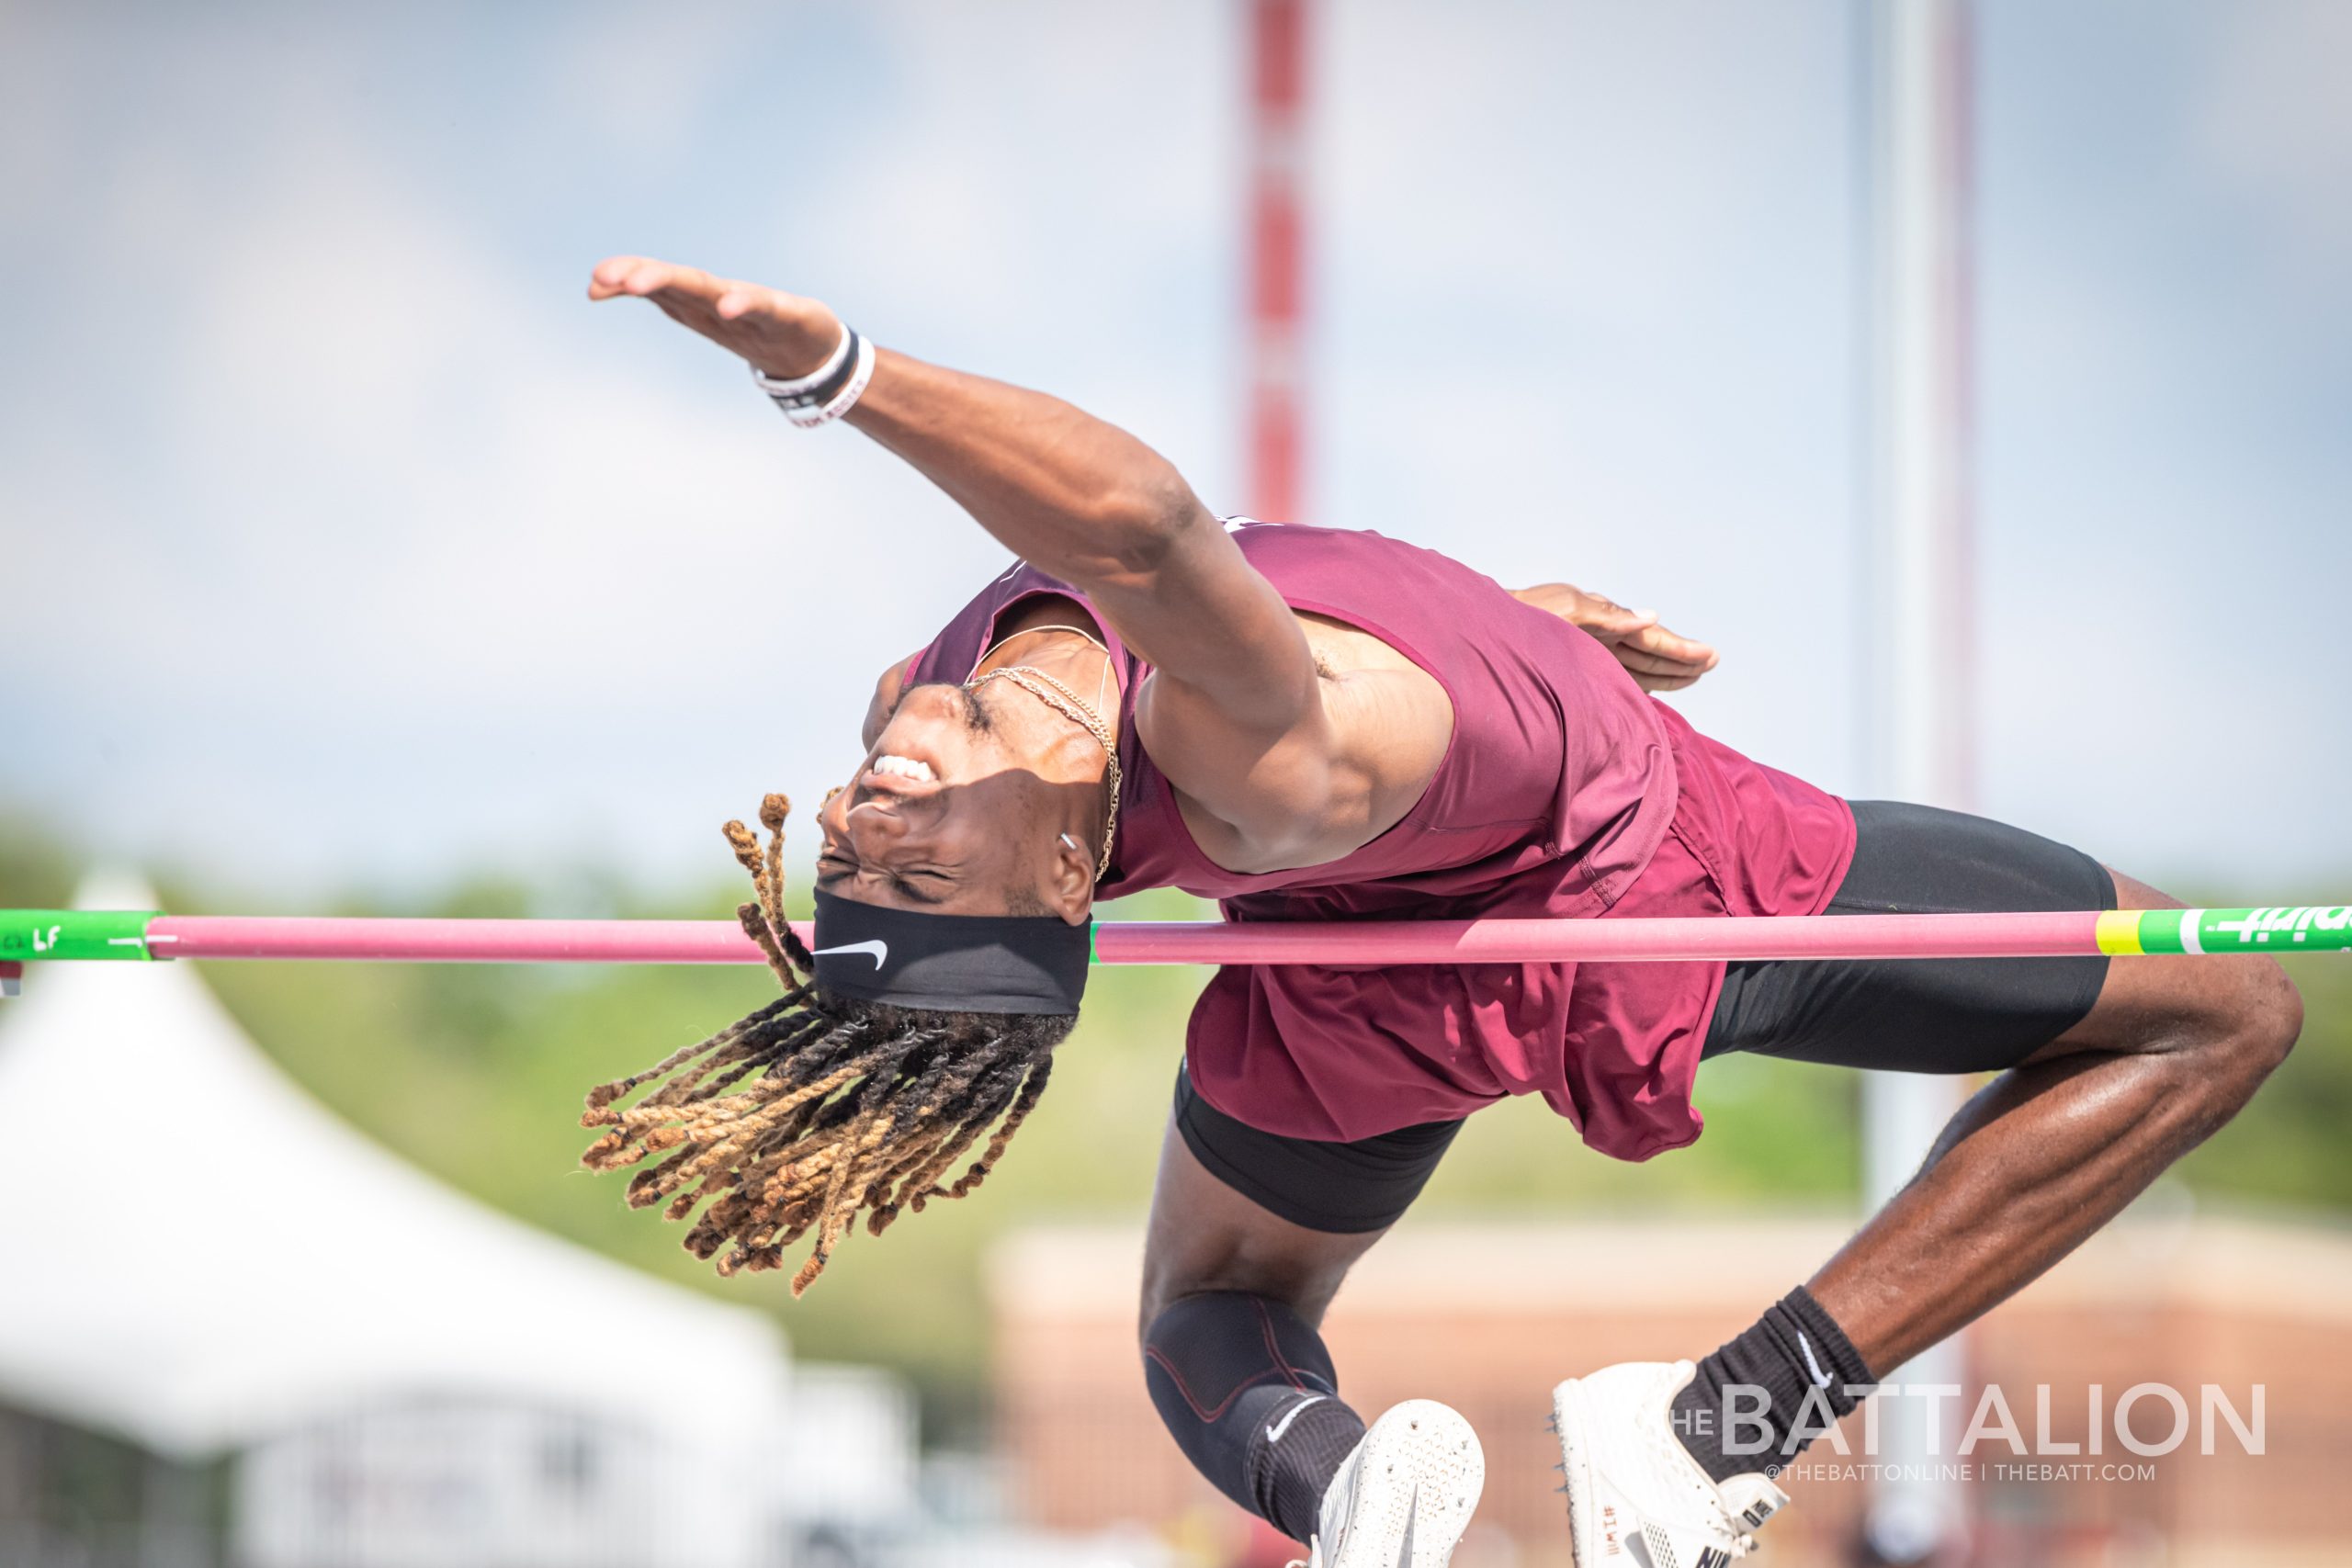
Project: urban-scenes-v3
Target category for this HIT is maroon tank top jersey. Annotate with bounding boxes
[904,522,1855,1160]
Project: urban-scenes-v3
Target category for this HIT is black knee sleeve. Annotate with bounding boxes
[1142,1292,1367,1543]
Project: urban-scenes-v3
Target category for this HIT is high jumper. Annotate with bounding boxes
[551,254,2313,1568]
[18,253,2311,1568]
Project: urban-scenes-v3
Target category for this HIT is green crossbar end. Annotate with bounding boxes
[2097,906,2352,956]
[0,910,160,964]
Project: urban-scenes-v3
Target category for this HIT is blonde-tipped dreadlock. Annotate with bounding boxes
[580,794,1069,1294]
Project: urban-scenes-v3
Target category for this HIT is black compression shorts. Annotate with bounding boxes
[1700,800,2115,1070]
[1170,799,2118,1234]
[1172,1061,1464,1234]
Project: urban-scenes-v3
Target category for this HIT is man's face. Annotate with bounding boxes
[815,682,1087,917]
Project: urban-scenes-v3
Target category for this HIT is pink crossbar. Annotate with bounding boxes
[141,910,2112,965]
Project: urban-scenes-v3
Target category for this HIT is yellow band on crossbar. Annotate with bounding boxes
[2095,909,2144,955]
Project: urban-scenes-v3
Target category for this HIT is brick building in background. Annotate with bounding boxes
[990,1213,2352,1568]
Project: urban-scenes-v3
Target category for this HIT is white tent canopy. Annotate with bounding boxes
[0,872,792,1461]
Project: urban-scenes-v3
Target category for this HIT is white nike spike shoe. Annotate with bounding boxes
[1551,1360,1789,1568]
[1294,1399,1485,1568]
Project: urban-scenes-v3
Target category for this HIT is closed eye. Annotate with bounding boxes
[891,868,956,905]
[819,851,955,906]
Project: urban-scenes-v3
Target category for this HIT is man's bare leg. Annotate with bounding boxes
[1137,1122,1484,1559]
[1136,1124,1387,1545]
[1552,868,2303,1568]
[1807,870,2302,1371]
[1139,1121,1385,1337]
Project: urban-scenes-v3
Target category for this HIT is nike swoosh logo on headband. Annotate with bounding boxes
[812,939,889,969]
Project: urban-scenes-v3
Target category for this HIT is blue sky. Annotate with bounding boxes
[3,0,2346,900]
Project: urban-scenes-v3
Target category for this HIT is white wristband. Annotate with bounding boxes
[749,326,853,397]
[783,333,876,428]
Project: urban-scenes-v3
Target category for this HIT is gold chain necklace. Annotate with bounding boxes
[963,663,1121,882]
[972,623,1113,717]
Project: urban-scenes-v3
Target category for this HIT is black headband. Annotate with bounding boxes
[809,888,1091,1016]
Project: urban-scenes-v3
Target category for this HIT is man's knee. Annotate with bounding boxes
[1139,1258,1319,1348]
[1139,1258,1228,1346]
[1137,1280,1204,1348]
[1137,1211,1368,1344]
[2238,958,2303,1073]
[2184,957,2301,1109]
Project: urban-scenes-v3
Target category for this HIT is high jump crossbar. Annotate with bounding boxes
[4,907,2349,972]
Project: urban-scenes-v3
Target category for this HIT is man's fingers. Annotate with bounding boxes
[587,255,739,315]
[623,258,680,295]
[593,258,741,354]
[1580,604,1658,644]
[586,256,691,302]
[588,255,842,381]
[1612,647,1706,678]
[587,254,655,299]
[1625,623,1718,669]
[1611,633,1719,680]
[715,282,793,321]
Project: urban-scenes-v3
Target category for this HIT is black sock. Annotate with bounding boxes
[1143,1292,1368,1543]
[1671,1286,1875,1483]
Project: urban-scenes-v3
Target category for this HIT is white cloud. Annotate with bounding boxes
[541,0,775,170]
[0,63,1011,887]
[6,0,2348,894]
[1317,0,1859,790]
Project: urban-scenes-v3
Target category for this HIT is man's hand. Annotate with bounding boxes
[1512,582,1719,693]
[588,255,844,380]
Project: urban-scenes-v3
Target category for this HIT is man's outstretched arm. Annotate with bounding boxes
[591,256,1342,842]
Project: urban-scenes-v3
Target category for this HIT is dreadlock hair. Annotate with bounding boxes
[580,793,1073,1294]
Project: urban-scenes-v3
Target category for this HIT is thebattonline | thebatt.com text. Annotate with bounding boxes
[1772,1462,2165,1484]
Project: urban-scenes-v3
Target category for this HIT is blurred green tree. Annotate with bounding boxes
[6,815,2346,1434]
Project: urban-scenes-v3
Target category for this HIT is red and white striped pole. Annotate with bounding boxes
[1246,0,1309,525]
